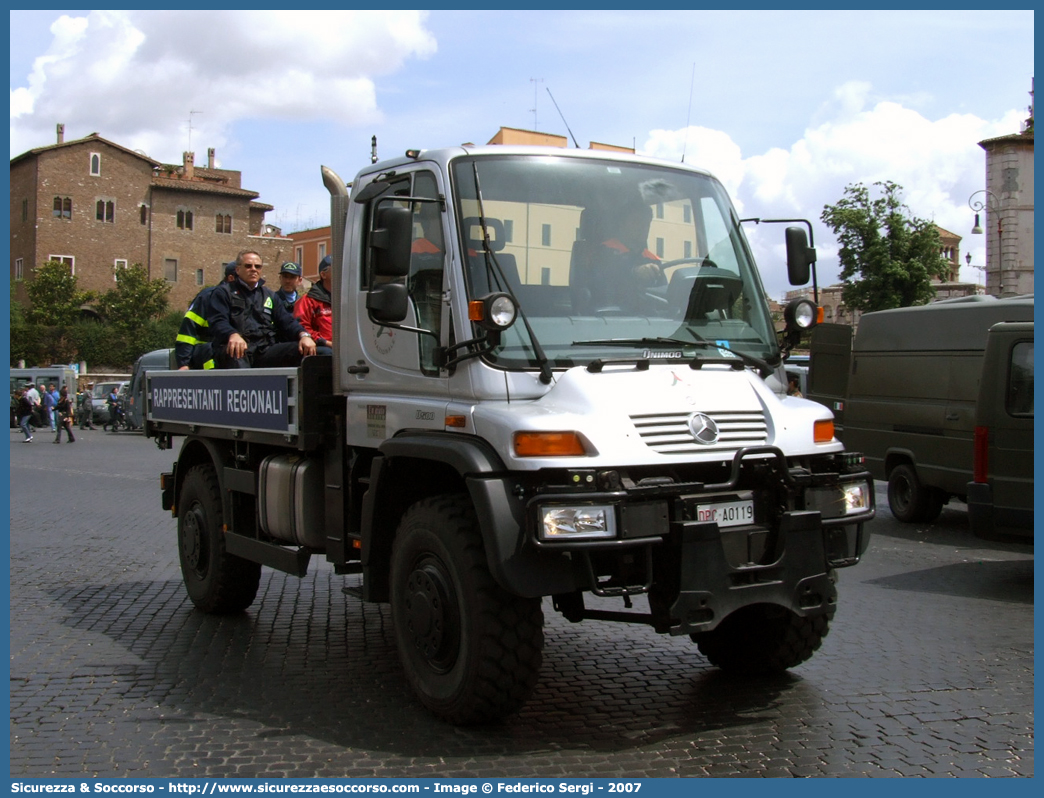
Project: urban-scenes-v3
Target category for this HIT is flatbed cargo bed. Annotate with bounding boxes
[145,356,337,449]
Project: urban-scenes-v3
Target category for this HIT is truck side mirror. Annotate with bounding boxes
[370,206,412,278]
[785,227,815,285]
[367,282,409,323]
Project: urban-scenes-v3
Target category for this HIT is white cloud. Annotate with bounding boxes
[639,81,1026,298]
[10,10,437,162]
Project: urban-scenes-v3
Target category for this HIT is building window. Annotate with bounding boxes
[318,242,327,260]
[140,205,148,225]
[683,204,692,224]
[504,219,514,243]
[541,267,551,285]
[49,255,75,274]
[655,203,664,219]
[215,213,232,234]
[53,196,72,219]
[541,223,551,247]
[15,258,24,281]
[177,209,194,230]
[295,246,304,265]
[90,153,101,176]
[96,199,115,223]
[196,268,204,286]
[684,240,692,258]
[113,259,128,281]
[655,237,664,258]
[21,199,28,222]
[164,258,178,282]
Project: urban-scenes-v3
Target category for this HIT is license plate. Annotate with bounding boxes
[696,499,754,528]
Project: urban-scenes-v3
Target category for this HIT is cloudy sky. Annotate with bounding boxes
[9,9,1034,299]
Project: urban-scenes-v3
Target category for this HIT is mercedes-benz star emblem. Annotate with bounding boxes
[687,412,719,445]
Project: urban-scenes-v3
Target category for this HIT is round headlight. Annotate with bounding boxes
[784,297,818,330]
[486,294,517,330]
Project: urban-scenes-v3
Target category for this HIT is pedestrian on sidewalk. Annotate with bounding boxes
[53,387,76,444]
[16,389,34,442]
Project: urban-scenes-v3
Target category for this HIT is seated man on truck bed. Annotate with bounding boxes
[207,250,317,369]
[175,261,238,370]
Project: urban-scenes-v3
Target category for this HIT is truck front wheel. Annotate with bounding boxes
[390,494,544,725]
[692,603,829,674]
[178,463,261,613]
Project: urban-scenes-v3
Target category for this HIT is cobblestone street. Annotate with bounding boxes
[9,430,1034,778]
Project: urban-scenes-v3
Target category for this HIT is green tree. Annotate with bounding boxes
[820,181,950,312]
[24,260,96,326]
[96,263,172,333]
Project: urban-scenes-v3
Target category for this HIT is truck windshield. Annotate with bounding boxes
[451,154,779,371]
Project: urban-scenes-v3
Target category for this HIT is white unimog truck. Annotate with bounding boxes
[146,145,874,724]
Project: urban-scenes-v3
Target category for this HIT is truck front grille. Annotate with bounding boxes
[629,410,768,455]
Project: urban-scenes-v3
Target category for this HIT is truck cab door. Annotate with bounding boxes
[348,167,451,443]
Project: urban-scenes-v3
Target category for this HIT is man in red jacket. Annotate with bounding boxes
[294,255,334,354]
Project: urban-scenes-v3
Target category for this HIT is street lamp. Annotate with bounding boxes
[968,189,1000,236]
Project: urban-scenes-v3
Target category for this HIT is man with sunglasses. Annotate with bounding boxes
[207,250,317,368]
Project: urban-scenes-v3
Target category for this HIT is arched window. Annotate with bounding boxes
[96,200,114,222]
[140,205,148,225]
[53,196,72,219]
[177,209,194,230]
[90,153,101,176]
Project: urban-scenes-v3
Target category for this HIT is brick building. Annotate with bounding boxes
[10,125,292,311]
[286,226,331,282]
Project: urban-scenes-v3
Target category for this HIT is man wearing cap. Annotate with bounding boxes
[175,261,238,370]
[294,255,334,353]
[207,250,316,369]
[274,261,303,313]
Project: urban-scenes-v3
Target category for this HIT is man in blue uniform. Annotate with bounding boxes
[207,251,317,369]
[175,262,239,370]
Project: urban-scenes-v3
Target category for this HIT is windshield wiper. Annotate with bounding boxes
[572,336,778,376]
[472,162,553,384]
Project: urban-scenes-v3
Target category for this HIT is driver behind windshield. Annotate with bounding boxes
[594,200,665,313]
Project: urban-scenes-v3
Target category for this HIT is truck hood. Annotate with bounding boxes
[466,363,838,470]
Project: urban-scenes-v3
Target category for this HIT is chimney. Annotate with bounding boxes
[57,123,65,144]
[208,147,215,169]
[183,151,195,180]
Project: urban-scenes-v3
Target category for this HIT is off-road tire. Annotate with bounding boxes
[390,494,544,725]
[888,463,932,523]
[692,603,829,674]
[178,463,261,613]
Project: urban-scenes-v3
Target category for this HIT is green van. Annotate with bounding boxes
[809,295,1033,541]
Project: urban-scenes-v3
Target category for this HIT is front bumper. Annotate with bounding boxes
[524,446,874,635]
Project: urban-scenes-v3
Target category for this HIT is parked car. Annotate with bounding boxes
[91,381,128,426]
[123,349,173,431]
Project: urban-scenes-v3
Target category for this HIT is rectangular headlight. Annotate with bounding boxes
[842,482,869,514]
[539,505,616,540]
[805,481,871,519]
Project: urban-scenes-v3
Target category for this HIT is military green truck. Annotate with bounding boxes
[809,295,1033,542]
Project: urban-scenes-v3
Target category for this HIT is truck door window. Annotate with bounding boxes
[1007,342,1033,416]
[408,172,445,376]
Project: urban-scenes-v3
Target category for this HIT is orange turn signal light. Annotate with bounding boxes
[445,415,467,428]
[468,300,485,322]
[816,306,825,324]
[514,431,587,457]
[814,419,835,443]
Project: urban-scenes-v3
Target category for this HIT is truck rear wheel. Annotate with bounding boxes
[692,604,829,674]
[178,464,261,613]
[390,494,544,725]
[888,463,935,523]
